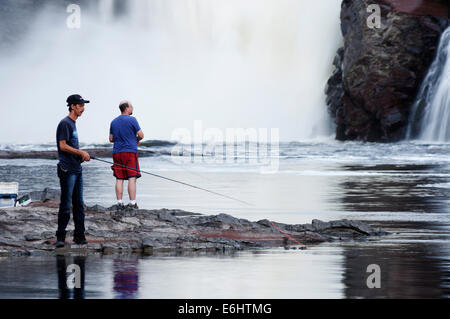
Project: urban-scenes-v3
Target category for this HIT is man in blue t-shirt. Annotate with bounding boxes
[55,94,91,248]
[109,101,144,209]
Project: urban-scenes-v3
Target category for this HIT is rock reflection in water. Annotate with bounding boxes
[341,239,450,298]
[337,163,450,298]
[337,164,450,213]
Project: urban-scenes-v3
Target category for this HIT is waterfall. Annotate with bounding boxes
[99,0,115,23]
[0,0,342,144]
[408,26,450,142]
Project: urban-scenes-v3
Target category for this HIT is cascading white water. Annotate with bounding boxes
[408,26,450,142]
[0,0,342,144]
[98,0,115,23]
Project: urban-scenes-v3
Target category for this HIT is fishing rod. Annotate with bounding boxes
[91,156,307,248]
[90,156,253,206]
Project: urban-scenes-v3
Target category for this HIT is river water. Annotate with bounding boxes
[0,140,449,298]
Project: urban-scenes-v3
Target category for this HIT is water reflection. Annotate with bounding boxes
[113,257,139,299]
[1,145,450,298]
[337,164,450,213]
[55,255,140,299]
[44,249,344,299]
[56,255,86,299]
[337,163,450,298]
[341,240,450,298]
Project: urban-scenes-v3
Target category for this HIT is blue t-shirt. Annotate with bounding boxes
[56,116,82,173]
[110,115,141,154]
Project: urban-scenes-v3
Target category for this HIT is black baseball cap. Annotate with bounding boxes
[66,94,90,106]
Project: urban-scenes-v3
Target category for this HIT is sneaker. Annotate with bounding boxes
[55,240,66,248]
[73,234,88,245]
[127,203,139,210]
[55,231,66,248]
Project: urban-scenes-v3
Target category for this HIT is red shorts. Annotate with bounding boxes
[111,152,141,180]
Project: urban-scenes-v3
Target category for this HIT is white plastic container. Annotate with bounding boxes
[0,182,19,208]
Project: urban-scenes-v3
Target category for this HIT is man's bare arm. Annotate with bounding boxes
[136,130,144,146]
[137,130,144,141]
[138,130,144,141]
[59,140,90,162]
[109,134,114,143]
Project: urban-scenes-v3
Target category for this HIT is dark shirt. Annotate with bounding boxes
[109,115,141,154]
[56,116,82,173]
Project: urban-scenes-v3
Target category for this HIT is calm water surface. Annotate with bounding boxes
[0,141,449,298]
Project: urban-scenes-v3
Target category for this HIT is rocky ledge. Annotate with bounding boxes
[0,190,388,257]
[0,140,176,159]
[0,148,156,160]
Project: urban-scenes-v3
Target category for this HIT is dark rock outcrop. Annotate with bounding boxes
[326,0,449,142]
[0,148,158,160]
[0,141,177,159]
[0,194,388,257]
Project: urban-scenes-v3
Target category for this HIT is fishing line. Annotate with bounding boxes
[91,156,253,206]
[91,156,307,249]
[270,221,308,249]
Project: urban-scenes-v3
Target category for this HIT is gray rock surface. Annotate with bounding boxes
[0,148,160,160]
[0,199,388,257]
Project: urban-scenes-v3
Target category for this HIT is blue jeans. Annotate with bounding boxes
[56,165,85,238]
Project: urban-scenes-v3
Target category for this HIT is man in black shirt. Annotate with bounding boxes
[55,94,91,248]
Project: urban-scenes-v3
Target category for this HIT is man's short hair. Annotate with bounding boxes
[119,102,130,113]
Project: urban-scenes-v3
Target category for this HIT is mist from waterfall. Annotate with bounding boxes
[0,0,342,144]
[408,26,450,142]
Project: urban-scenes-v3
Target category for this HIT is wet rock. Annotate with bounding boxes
[0,248,11,256]
[256,219,273,228]
[41,231,54,239]
[156,210,178,223]
[29,188,60,202]
[87,243,102,251]
[27,250,47,257]
[142,237,156,248]
[312,219,329,231]
[0,148,155,160]
[0,189,389,256]
[24,233,42,241]
[168,209,202,217]
[27,200,60,209]
[87,205,107,212]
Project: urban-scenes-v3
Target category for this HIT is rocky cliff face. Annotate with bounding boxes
[326,0,449,142]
